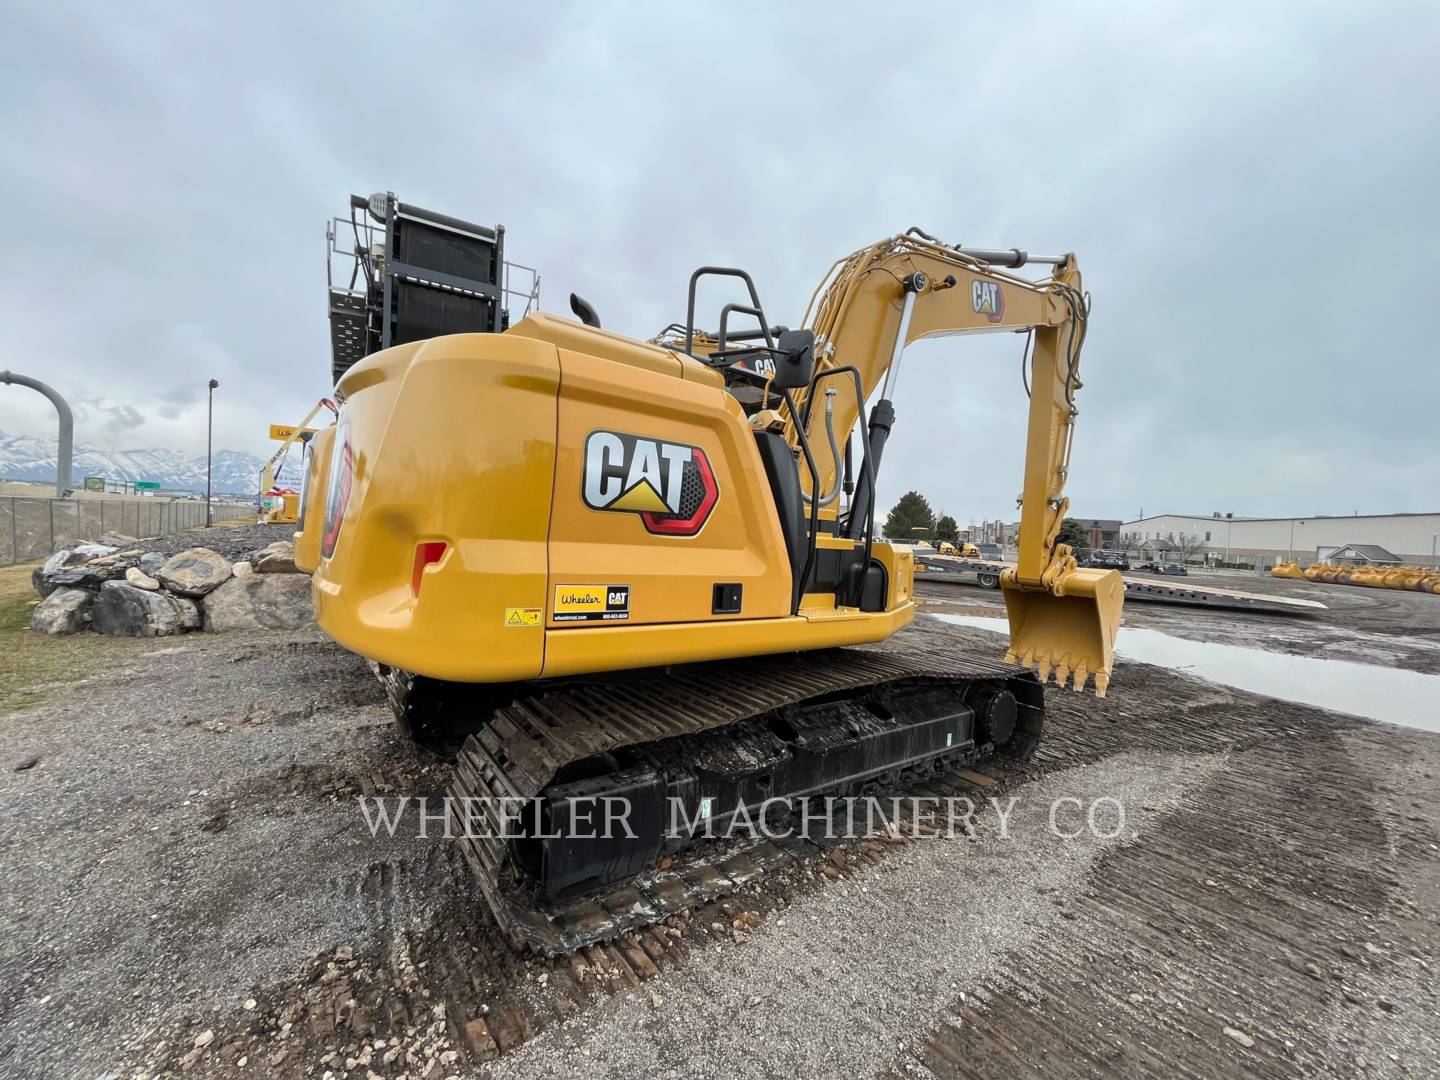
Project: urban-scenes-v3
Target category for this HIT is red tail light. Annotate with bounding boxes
[411,542,448,597]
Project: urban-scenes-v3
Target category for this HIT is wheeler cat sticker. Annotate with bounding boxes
[582,430,719,536]
[553,584,631,622]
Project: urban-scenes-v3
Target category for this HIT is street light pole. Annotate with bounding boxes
[206,379,219,526]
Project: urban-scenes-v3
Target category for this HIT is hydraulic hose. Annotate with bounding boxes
[801,388,842,508]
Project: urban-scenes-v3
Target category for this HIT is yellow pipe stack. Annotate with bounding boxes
[1271,561,1440,594]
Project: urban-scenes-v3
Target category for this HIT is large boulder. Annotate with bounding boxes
[91,581,198,637]
[76,548,143,579]
[32,566,54,599]
[97,532,138,548]
[138,552,167,576]
[203,574,314,632]
[155,548,232,597]
[38,544,128,590]
[30,588,95,635]
[253,540,298,575]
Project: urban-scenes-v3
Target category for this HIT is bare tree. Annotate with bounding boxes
[1175,532,1207,562]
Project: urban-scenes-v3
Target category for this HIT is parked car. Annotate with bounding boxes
[1086,550,1130,571]
[1156,563,1189,576]
[974,543,1004,561]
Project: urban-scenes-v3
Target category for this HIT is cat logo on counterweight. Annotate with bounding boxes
[582,430,719,536]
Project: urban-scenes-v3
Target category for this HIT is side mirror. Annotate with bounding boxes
[772,329,814,390]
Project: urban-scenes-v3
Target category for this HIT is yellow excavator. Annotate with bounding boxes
[297,211,1122,953]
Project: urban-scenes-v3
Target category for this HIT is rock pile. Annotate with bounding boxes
[29,538,314,637]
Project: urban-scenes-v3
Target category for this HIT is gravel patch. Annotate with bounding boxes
[486,751,1221,1080]
[0,630,442,1078]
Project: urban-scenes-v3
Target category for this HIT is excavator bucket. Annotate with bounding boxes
[1001,567,1125,696]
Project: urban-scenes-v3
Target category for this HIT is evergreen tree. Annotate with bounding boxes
[1057,517,1088,549]
[934,514,958,543]
[882,491,936,542]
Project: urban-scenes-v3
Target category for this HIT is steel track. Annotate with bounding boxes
[393,648,1042,954]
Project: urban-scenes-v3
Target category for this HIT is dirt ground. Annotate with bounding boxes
[1,547,1438,1079]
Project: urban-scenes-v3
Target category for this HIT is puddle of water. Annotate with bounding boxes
[931,614,1440,734]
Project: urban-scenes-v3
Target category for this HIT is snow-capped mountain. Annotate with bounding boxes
[0,431,278,496]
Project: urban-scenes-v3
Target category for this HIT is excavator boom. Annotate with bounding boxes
[789,232,1122,692]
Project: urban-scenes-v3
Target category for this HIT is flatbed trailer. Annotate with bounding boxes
[915,554,1324,615]
[914,554,1008,589]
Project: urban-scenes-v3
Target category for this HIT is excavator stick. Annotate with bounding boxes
[1001,565,1124,696]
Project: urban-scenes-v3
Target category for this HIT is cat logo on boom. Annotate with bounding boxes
[972,280,1005,323]
[582,430,719,536]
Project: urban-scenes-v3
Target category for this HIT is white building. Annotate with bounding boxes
[1121,512,1440,568]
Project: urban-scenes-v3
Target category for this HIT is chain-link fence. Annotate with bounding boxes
[0,496,252,564]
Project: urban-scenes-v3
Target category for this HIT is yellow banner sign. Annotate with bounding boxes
[269,424,318,441]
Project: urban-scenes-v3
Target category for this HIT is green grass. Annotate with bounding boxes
[0,563,149,713]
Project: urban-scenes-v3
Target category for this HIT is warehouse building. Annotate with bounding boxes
[969,518,1120,552]
[1121,512,1440,568]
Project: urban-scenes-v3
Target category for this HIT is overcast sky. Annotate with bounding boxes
[1,2,1435,522]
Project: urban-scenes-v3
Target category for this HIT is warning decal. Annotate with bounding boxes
[553,584,631,623]
[504,607,542,627]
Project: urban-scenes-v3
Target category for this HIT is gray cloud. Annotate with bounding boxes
[95,402,145,435]
[0,1,1435,519]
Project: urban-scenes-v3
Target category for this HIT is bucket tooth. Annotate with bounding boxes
[1036,652,1054,684]
[1072,662,1090,693]
[1094,669,1110,698]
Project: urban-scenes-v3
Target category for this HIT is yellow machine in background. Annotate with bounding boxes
[296,224,1122,953]
[1274,560,1440,594]
[938,541,982,558]
[259,490,299,525]
[259,399,335,524]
